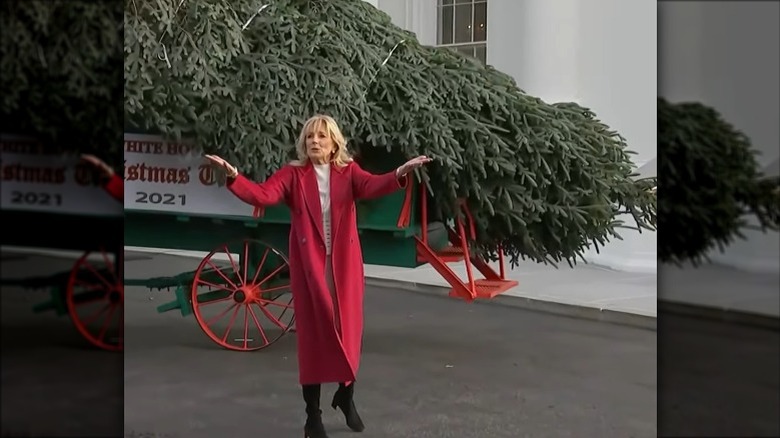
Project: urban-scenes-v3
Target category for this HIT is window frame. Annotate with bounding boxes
[436,0,488,64]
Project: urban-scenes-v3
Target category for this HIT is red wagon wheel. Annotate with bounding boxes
[191,239,294,352]
[65,248,123,352]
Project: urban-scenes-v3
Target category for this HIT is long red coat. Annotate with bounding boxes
[227,161,408,384]
[103,173,123,202]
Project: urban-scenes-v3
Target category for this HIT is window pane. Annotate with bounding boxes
[440,0,453,5]
[455,46,472,58]
[438,5,453,45]
[475,45,486,64]
[454,4,473,43]
[454,0,472,4]
[473,1,487,42]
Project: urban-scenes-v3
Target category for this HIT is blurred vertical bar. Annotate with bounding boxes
[658,0,780,436]
[0,1,124,436]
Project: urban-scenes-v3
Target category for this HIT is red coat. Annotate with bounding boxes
[103,173,123,202]
[227,161,407,384]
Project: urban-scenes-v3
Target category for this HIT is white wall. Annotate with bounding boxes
[375,0,437,46]
[369,0,658,273]
[659,1,780,275]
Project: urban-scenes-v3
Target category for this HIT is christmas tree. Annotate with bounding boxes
[658,97,780,265]
[123,0,657,267]
[0,0,123,162]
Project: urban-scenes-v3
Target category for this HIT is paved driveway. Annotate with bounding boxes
[1,250,656,437]
[122,252,656,438]
[1,252,122,437]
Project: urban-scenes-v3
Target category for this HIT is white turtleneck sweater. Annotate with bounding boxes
[313,163,332,255]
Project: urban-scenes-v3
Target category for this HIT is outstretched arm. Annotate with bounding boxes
[351,156,432,200]
[102,173,123,202]
[351,162,408,201]
[226,166,293,207]
[81,155,123,202]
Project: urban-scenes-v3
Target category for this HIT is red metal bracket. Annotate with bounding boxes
[396,178,414,228]
[413,185,518,300]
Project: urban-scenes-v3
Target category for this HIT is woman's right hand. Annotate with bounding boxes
[204,154,239,178]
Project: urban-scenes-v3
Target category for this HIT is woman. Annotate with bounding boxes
[205,114,431,438]
[81,154,123,202]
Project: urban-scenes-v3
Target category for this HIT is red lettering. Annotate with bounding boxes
[0,159,67,184]
[123,160,191,185]
[198,164,217,186]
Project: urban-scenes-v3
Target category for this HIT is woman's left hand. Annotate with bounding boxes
[396,155,433,178]
[81,154,114,178]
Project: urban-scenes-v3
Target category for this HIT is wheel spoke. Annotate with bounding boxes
[205,260,240,290]
[195,278,235,292]
[256,263,287,287]
[84,303,111,325]
[247,304,270,345]
[259,284,290,294]
[206,302,238,326]
[97,304,117,342]
[72,293,109,306]
[195,295,234,307]
[249,247,269,285]
[253,300,288,331]
[221,304,241,342]
[73,280,108,292]
[222,245,242,285]
[242,306,250,349]
[255,297,293,309]
[242,242,250,285]
[100,249,116,280]
[81,260,113,289]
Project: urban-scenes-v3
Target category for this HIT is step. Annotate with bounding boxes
[420,244,466,263]
[448,278,520,300]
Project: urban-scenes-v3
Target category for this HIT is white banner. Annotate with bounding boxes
[123,133,256,217]
[0,134,122,216]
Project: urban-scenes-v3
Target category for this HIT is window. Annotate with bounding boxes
[436,0,487,64]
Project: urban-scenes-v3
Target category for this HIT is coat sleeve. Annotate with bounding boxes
[102,174,123,202]
[350,161,408,201]
[226,166,293,207]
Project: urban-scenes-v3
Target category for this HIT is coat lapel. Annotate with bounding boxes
[300,163,325,245]
[330,163,349,244]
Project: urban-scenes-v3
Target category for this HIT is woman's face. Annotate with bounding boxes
[305,124,335,164]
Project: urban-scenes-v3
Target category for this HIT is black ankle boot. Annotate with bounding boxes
[331,382,365,432]
[302,384,329,438]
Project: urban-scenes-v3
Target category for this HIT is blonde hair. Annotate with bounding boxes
[289,114,354,167]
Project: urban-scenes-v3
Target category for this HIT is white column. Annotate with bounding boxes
[487,0,581,103]
[492,0,657,273]
[575,0,658,273]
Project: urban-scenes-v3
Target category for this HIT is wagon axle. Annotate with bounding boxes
[232,285,261,304]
